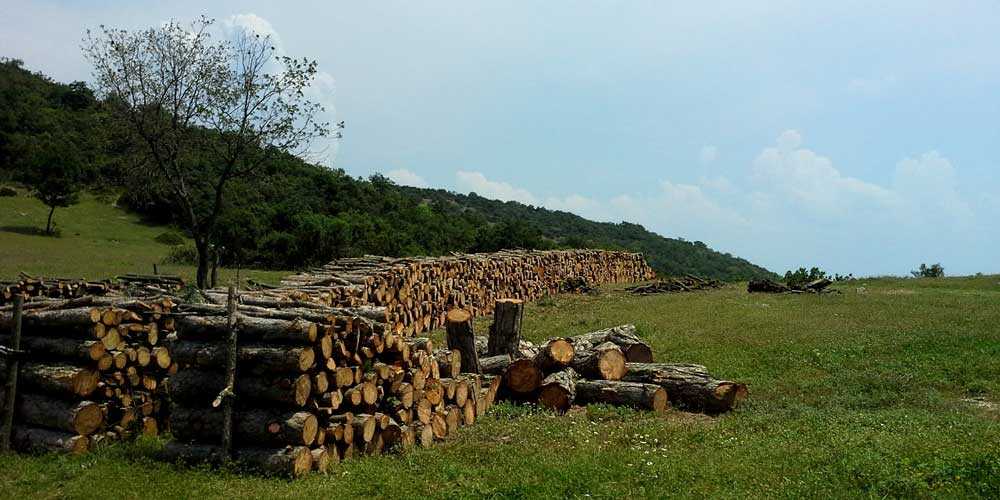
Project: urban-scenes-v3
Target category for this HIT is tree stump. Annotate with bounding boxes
[487,298,523,357]
[537,368,578,413]
[445,309,480,374]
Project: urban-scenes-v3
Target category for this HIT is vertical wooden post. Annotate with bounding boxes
[221,285,238,458]
[487,298,524,357]
[153,263,159,275]
[1,295,24,452]
[445,308,481,374]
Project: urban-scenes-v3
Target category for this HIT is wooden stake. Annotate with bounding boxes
[1,295,24,452]
[487,299,523,357]
[221,285,238,459]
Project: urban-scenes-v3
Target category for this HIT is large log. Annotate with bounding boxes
[569,325,653,363]
[532,338,575,373]
[575,380,668,412]
[0,360,99,398]
[2,307,102,331]
[570,342,626,381]
[11,393,104,435]
[537,368,578,413]
[169,407,318,446]
[502,358,543,396]
[622,363,747,413]
[169,369,311,407]
[169,341,315,373]
[160,442,313,478]
[0,335,105,363]
[487,298,523,356]
[11,426,89,455]
[445,309,480,374]
[173,315,317,344]
[479,354,512,375]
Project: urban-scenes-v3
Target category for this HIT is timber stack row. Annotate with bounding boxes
[0,296,176,454]
[266,249,655,335]
[1,272,185,307]
[160,297,500,478]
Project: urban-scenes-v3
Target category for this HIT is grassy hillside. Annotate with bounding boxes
[405,187,775,280]
[0,188,289,284]
[2,276,997,497]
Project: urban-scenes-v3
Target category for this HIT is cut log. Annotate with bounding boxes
[575,380,668,412]
[621,363,747,413]
[503,358,543,395]
[569,325,653,363]
[169,407,318,446]
[0,335,105,362]
[174,315,317,344]
[445,309,480,374]
[570,342,626,381]
[537,368,578,413]
[532,338,575,373]
[487,298,523,356]
[169,342,315,373]
[11,426,89,455]
[0,360,99,398]
[434,350,461,378]
[10,393,104,435]
[169,369,311,407]
[479,354,512,375]
[311,446,331,472]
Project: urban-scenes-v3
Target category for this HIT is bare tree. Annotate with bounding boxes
[83,17,330,287]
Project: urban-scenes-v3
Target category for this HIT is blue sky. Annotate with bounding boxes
[3,1,998,276]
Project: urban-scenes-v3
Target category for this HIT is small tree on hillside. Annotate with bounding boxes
[23,141,83,235]
[83,17,330,287]
[911,263,944,278]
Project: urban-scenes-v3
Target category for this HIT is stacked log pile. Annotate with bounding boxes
[626,275,723,295]
[471,310,746,415]
[162,296,498,477]
[0,296,177,454]
[747,278,835,294]
[1,273,184,307]
[266,250,654,336]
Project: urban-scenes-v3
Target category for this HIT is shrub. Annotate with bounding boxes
[165,244,197,265]
[783,267,828,287]
[911,263,944,278]
[0,186,16,197]
[153,231,186,246]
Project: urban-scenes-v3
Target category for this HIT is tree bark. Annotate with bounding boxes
[532,338,575,373]
[12,426,89,455]
[195,238,210,290]
[11,393,104,435]
[0,335,105,363]
[575,380,668,412]
[169,369,311,407]
[445,309,480,374]
[46,205,55,235]
[569,325,653,363]
[621,363,747,413]
[487,298,523,356]
[169,342,315,374]
[0,360,99,398]
[479,354,512,375]
[161,442,313,478]
[174,315,317,344]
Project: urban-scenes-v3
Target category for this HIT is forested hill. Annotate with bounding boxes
[0,58,773,280]
[401,187,774,280]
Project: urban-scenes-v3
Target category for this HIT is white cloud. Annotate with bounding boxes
[455,171,538,205]
[699,146,718,165]
[385,169,429,188]
[776,129,802,151]
[893,151,972,220]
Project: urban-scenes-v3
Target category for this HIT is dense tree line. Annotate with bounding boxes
[0,59,775,280]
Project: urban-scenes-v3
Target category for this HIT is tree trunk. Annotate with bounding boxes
[621,363,747,413]
[195,238,210,289]
[169,406,318,446]
[502,358,543,396]
[169,342,315,374]
[569,325,653,363]
[575,380,668,412]
[174,315,317,344]
[45,206,55,235]
[169,369,311,408]
[12,426,89,455]
[11,393,104,435]
[479,354,512,375]
[445,309,480,374]
[0,360,99,398]
[160,442,313,478]
[487,298,523,356]
[532,338,575,373]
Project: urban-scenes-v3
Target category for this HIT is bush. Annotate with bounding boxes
[911,263,944,278]
[0,186,16,197]
[153,231,186,246]
[165,244,197,265]
[783,267,828,287]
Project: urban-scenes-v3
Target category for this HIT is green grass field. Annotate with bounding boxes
[0,189,289,285]
[1,275,998,498]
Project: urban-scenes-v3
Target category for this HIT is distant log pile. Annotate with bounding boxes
[253,250,654,335]
[0,295,176,454]
[161,292,500,478]
[1,273,184,307]
[747,278,835,294]
[626,275,723,295]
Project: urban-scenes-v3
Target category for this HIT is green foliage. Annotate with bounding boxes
[912,263,945,278]
[783,266,828,287]
[0,186,15,197]
[153,231,186,246]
